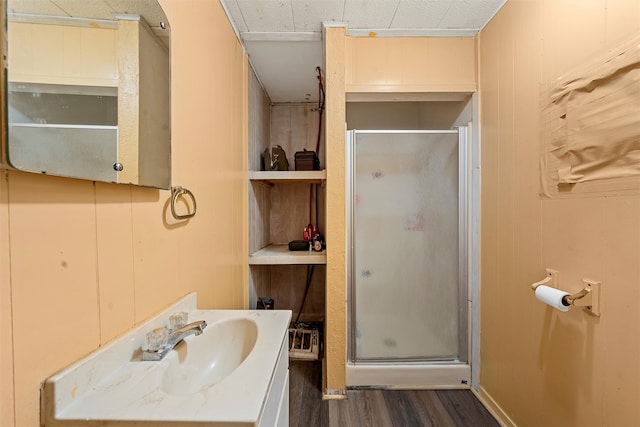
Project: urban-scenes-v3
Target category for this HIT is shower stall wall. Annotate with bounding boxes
[347,129,471,388]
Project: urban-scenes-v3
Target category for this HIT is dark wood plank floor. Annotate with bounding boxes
[289,360,501,427]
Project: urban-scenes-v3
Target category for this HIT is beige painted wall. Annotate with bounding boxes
[478,1,640,426]
[324,26,348,394]
[345,36,476,94]
[0,1,248,425]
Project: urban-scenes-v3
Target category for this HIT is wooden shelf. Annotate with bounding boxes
[249,170,326,184]
[249,244,326,265]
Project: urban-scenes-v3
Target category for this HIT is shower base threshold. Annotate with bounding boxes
[346,362,470,389]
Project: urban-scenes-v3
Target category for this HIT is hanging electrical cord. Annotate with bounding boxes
[297,67,325,326]
[309,66,325,226]
[295,265,315,325]
[315,183,319,231]
[315,66,325,156]
[309,184,314,225]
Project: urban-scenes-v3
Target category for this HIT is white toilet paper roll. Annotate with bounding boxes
[535,285,570,312]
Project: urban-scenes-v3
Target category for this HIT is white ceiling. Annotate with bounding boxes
[221,0,507,103]
[7,0,170,44]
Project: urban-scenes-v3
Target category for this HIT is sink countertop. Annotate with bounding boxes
[42,293,292,426]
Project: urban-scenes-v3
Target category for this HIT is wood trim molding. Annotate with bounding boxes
[1,0,7,165]
[472,386,518,427]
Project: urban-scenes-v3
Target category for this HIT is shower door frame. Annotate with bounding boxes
[346,128,473,388]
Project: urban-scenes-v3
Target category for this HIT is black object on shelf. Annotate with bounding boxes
[294,149,320,171]
[257,297,274,310]
[289,240,311,251]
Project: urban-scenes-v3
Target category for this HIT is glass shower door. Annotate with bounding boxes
[349,130,467,362]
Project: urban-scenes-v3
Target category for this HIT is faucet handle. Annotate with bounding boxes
[146,327,168,351]
[169,312,189,330]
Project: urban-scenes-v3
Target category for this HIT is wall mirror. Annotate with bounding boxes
[1,0,171,189]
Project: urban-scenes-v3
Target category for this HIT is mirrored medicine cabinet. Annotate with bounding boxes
[1,0,172,189]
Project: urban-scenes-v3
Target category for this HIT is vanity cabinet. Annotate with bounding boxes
[258,330,289,427]
[41,293,292,426]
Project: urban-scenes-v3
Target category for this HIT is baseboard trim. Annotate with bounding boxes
[471,386,517,427]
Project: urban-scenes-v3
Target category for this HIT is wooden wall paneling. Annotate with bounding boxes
[94,182,135,344]
[248,66,271,172]
[346,36,476,93]
[349,37,402,87]
[271,265,326,322]
[0,169,15,427]
[509,1,547,422]
[250,265,272,310]
[540,1,606,82]
[248,50,273,309]
[324,26,348,393]
[7,172,100,426]
[1,1,250,425]
[271,183,317,244]
[151,0,247,312]
[397,37,474,87]
[129,186,180,322]
[250,181,271,252]
[479,1,640,425]
[495,2,517,415]
[539,198,607,427]
[478,7,502,397]
[604,0,640,45]
[602,196,640,426]
[270,104,321,168]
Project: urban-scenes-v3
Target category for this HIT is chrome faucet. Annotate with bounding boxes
[142,320,207,361]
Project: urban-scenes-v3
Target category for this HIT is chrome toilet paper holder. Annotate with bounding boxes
[531,269,601,317]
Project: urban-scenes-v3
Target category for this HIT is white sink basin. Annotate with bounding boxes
[162,318,258,395]
[41,293,292,427]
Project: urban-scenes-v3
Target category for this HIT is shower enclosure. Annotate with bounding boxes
[347,129,471,387]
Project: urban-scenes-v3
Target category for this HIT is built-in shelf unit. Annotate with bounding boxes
[247,94,326,324]
[249,170,327,264]
[249,170,326,184]
[249,243,326,265]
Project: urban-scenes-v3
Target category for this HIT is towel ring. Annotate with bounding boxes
[170,186,197,220]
